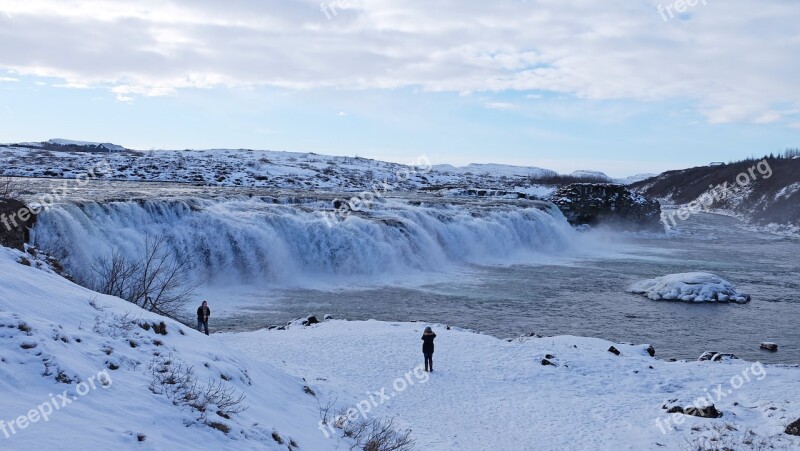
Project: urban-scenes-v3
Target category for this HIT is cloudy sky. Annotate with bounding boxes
[0,0,798,176]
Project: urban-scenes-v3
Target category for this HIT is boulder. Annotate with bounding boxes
[646,345,656,357]
[760,342,778,352]
[608,346,621,356]
[698,351,738,362]
[305,315,320,325]
[684,405,722,418]
[786,418,800,436]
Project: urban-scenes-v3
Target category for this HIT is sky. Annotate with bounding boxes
[0,0,798,177]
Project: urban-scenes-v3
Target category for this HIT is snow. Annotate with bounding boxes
[628,272,751,303]
[1,246,799,449]
[615,173,657,185]
[220,320,800,450]
[570,170,612,181]
[0,247,341,450]
[431,163,557,178]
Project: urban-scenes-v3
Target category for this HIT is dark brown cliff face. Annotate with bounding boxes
[0,198,36,250]
[549,183,663,231]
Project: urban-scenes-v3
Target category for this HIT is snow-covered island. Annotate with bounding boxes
[2,248,799,450]
[628,272,752,303]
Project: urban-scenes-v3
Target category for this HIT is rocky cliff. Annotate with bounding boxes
[549,183,662,231]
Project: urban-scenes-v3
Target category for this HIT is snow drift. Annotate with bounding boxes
[628,272,751,303]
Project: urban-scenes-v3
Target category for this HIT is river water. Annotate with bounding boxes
[215,212,800,364]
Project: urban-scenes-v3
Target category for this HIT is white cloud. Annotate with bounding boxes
[0,76,18,82]
[0,0,797,124]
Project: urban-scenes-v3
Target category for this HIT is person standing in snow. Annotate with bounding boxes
[422,326,436,372]
[197,301,211,335]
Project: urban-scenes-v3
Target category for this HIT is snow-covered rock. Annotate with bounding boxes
[629,272,751,303]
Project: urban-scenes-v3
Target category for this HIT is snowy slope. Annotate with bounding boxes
[221,320,800,451]
[0,247,340,450]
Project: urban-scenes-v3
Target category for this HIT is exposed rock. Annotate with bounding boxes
[323,314,333,321]
[760,342,778,352]
[608,346,621,356]
[698,351,738,362]
[549,183,662,231]
[786,418,800,436]
[305,315,320,325]
[0,198,36,251]
[646,345,656,357]
[684,405,722,418]
[541,359,556,366]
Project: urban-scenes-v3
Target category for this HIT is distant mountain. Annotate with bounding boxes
[431,163,557,178]
[48,139,126,152]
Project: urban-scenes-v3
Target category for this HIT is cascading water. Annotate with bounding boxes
[30,196,577,286]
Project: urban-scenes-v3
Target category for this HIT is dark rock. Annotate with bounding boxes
[545,354,555,360]
[541,359,556,366]
[549,183,662,231]
[306,315,320,325]
[667,406,684,414]
[0,198,36,251]
[608,346,621,356]
[699,351,738,362]
[760,342,778,352]
[684,405,722,418]
[786,418,800,436]
[323,314,333,321]
[646,345,656,357]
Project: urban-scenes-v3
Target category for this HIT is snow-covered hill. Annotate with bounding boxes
[1,140,636,195]
[0,247,341,450]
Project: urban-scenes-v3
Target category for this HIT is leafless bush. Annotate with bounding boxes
[681,423,776,451]
[149,355,248,425]
[92,311,140,338]
[85,235,199,318]
[337,412,414,451]
[0,175,22,199]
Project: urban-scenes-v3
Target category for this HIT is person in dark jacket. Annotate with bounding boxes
[421,326,436,372]
[197,301,211,335]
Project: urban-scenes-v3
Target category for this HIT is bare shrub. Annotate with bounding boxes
[0,175,22,199]
[343,417,414,451]
[85,235,199,318]
[149,355,248,425]
[681,423,776,451]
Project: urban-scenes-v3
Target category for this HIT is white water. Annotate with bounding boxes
[31,196,577,287]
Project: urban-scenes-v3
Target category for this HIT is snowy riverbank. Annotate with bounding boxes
[220,319,800,450]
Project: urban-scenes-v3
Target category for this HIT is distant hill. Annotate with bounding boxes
[631,156,800,232]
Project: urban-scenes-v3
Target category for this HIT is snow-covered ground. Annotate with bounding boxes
[1,140,640,196]
[2,234,800,449]
[629,272,752,303]
[221,320,800,450]
[0,247,342,450]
